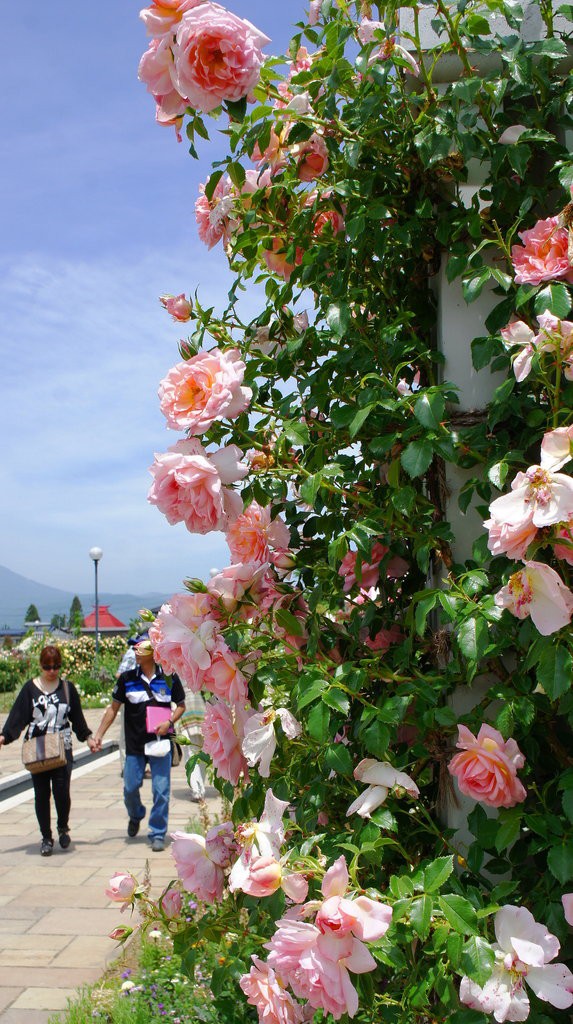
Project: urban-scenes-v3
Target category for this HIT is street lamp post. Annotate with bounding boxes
[89,546,103,669]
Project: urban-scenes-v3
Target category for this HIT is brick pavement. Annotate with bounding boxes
[0,709,221,1023]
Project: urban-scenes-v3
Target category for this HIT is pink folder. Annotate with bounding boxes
[146,705,172,733]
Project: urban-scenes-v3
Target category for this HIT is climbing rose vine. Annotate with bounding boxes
[112,2,573,1022]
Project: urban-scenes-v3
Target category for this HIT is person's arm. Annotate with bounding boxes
[155,701,186,736]
[0,682,33,745]
[67,683,98,752]
[93,700,122,751]
[155,674,186,736]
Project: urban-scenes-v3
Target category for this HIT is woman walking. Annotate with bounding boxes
[0,645,97,855]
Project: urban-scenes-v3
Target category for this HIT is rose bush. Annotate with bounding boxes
[114,2,573,1022]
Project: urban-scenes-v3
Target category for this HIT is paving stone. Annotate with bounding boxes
[11,987,77,1010]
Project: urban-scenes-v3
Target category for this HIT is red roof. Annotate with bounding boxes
[83,605,126,629]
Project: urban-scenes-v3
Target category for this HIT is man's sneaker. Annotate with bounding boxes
[151,837,165,852]
[40,839,53,857]
[127,819,140,838]
[59,831,71,850]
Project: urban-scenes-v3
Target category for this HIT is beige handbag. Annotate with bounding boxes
[22,732,67,774]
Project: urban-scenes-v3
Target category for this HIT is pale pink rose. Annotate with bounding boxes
[553,520,573,564]
[266,921,377,1020]
[109,926,133,942]
[229,789,290,892]
[562,893,573,926]
[170,831,225,902]
[148,438,247,535]
[511,216,573,286]
[448,724,526,809]
[316,896,392,943]
[202,697,251,784]
[160,887,183,919]
[149,592,221,688]
[203,642,248,704]
[159,293,193,321]
[242,707,301,777]
[105,872,136,902]
[240,855,283,897]
[226,501,290,564]
[317,811,329,826]
[540,426,573,472]
[495,560,573,635]
[308,0,321,26]
[460,905,573,1021]
[338,542,407,593]
[484,515,538,560]
[206,561,272,613]
[205,821,237,867]
[158,348,251,433]
[139,36,179,98]
[170,4,270,114]
[240,956,305,1024]
[536,311,573,380]
[140,0,206,38]
[292,133,329,182]
[363,623,402,653]
[263,238,304,281]
[195,175,234,249]
[357,17,385,44]
[500,320,538,382]
[346,758,419,818]
[488,465,573,530]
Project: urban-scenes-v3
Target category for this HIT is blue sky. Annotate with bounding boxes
[1,2,300,598]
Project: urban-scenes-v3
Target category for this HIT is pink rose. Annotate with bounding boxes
[170,831,225,902]
[139,36,179,98]
[494,560,573,635]
[203,642,248,703]
[158,348,251,433]
[562,893,573,926]
[159,293,193,321]
[308,1,321,26]
[339,542,407,593]
[240,957,305,1024]
[488,465,573,531]
[240,855,283,897]
[363,623,402,653]
[553,520,573,565]
[202,697,251,784]
[540,426,573,472]
[226,501,290,565]
[149,592,221,689]
[448,724,527,808]
[263,238,304,281]
[206,561,272,614]
[484,516,538,560]
[140,0,206,38]
[292,133,329,182]
[511,215,573,286]
[148,438,247,535]
[160,887,183,919]
[170,4,270,114]
[195,175,234,249]
[205,821,237,867]
[105,872,136,903]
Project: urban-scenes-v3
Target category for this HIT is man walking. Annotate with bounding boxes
[94,632,186,851]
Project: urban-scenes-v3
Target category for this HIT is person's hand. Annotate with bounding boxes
[0,735,5,748]
[89,736,101,753]
[156,720,172,737]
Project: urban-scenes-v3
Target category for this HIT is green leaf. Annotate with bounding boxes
[438,894,479,935]
[349,404,375,438]
[299,472,323,507]
[322,688,350,715]
[414,392,445,430]
[457,616,489,662]
[326,302,351,338]
[460,936,496,987]
[463,267,491,303]
[324,743,353,775]
[548,844,573,884]
[495,811,522,852]
[275,608,304,637]
[307,702,331,743]
[424,855,454,893]
[410,895,433,939]
[297,676,327,710]
[284,421,310,446]
[537,644,573,701]
[562,789,573,823]
[534,283,572,318]
[401,440,433,478]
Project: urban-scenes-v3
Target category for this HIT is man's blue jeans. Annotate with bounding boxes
[123,752,171,840]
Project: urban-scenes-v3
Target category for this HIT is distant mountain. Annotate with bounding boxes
[0,564,170,630]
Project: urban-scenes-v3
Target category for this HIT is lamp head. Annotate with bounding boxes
[89,546,103,562]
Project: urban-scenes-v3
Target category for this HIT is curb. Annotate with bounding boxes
[0,740,119,800]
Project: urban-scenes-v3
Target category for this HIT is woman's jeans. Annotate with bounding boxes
[123,752,171,840]
[32,753,73,841]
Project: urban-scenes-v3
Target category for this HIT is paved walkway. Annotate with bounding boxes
[0,710,220,1023]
